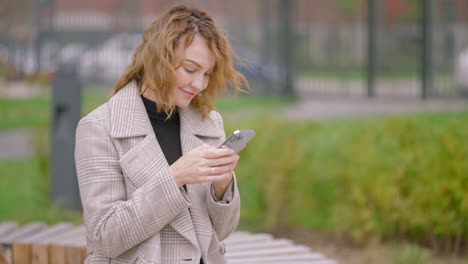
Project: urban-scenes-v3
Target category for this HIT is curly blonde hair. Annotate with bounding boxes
[111,4,248,118]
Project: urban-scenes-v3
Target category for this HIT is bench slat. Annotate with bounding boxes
[0,254,7,264]
[226,231,253,239]
[227,245,312,258]
[65,247,85,264]
[229,260,337,264]
[31,244,48,264]
[17,223,74,243]
[225,233,273,245]
[61,235,86,247]
[226,253,326,263]
[10,223,76,264]
[0,222,18,238]
[12,243,30,264]
[49,245,66,264]
[0,222,338,264]
[11,223,76,264]
[44,226,85,244]
[0,222,47,244]
[47,227,86,264]
[226,238,294,252]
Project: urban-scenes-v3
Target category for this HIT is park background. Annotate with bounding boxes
[0,0,467,263]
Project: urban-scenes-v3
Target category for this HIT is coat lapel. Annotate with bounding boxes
[108,82,202,247]
[179,106,224,252]
[179,106,224,139]
[108,81,152,138]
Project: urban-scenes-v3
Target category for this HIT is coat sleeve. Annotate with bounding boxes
[75,118,191,258]
[205,111,241,241]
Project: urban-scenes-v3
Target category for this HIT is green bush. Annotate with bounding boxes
[391,243,432,264]
[224,111,468,252]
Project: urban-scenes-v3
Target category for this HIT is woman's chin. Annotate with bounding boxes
[175,100,192,108]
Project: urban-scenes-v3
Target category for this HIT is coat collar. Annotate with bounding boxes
[108,81,223,139]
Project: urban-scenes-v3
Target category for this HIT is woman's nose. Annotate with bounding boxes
[191,76,207,91]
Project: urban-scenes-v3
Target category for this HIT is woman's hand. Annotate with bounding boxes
[169,144,239,190]
[211,145,240,200]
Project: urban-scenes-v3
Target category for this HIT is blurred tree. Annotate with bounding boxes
[113,0,142,31]
[335,0,362,17]
[383,0,419,23]
[0,0,34,40]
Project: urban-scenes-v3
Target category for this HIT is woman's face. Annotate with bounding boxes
[173,34,215,108]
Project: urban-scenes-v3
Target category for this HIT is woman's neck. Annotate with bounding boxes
[142,88,158,103]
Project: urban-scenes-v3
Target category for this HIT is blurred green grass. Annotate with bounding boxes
[0,92,293,132]
[0,158,82,224]
[0,97,50,131]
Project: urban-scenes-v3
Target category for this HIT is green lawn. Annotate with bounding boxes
[0,92,293,132]
[0,158,82,224]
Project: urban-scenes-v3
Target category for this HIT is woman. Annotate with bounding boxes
[75,4,248,264]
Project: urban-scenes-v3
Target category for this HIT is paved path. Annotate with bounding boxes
[284,97,468,120]
[287,77,468,119]
[0,81,47,98]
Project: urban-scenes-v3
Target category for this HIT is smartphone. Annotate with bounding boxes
[219,129,256,153]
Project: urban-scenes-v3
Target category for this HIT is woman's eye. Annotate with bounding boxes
[184,68,195,73]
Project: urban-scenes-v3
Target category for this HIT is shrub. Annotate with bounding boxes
[224,111,468,253]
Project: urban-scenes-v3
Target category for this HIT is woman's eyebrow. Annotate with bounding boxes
[184,59,214,71]
[184,59,202,68]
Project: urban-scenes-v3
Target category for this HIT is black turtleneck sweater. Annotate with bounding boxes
[141,95,182,166]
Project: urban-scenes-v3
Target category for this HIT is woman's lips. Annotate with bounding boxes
[181,89,195,97]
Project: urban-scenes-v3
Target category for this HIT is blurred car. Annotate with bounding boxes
[79,33,141,82]
[455,46,468,94]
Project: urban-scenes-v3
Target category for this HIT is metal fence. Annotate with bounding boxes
[1,0,468,98]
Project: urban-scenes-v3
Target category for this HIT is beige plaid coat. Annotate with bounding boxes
[75,82,240,264]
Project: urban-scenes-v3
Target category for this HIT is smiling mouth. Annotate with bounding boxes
[181,89,196,97]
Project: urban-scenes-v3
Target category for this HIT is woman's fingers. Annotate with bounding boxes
[205,155,239,167]
[206,162,236,176]
[199,146,235,159]
[172,144,239,186]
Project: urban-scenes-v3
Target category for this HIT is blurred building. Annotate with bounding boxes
[1,0,468,97]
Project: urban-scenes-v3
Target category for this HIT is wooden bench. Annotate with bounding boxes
[0,222,337,264]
